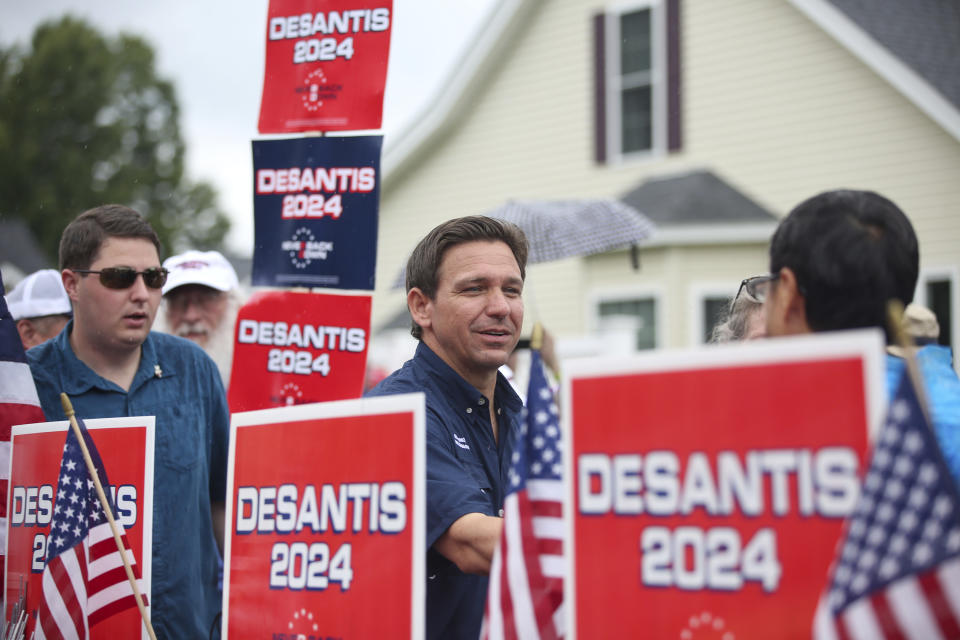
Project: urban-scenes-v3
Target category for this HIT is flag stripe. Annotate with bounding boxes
[505,493,540,639]
[842,599,885,640]
[0,361,42,405]
[937,558,960,623]
[870,590,908,639]
[536,538,563,557]
[527,479,563,502]
[918,571,960,639]
[886,577,944,640]
[518,490,559,640]
[498,536,518,640]
[50,553,86,639]
[88,578,147,616]
[485,544,505,640]
[540,556,565,579]
[531,516,563,540]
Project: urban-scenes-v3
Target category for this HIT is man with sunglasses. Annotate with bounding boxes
[27,205,229,640]
[760,189,960,487]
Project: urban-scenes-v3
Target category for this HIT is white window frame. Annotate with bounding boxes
[914,266,959,355]
[688,283,739,347]
[604,0,668,163]
[589,285,667,350]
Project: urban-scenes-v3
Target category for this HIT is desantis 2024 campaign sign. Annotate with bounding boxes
[563,330,887,639]
[227,290,371,413]
[223,395,425,639]
[258,0,393,133]
[252,136,381,290]
[6,417,155,639]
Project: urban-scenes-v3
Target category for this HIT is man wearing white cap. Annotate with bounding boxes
[160,250,241,387]
[5,269,73,349]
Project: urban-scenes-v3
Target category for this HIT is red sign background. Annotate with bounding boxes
[566,334,885,639]
[6,419,154,639]
[223,396,424,638]
[258,0,393,133]
[227,291,371,413]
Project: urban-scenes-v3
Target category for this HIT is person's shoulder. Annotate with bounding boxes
[26,332,65,377]
[365,363,419,397]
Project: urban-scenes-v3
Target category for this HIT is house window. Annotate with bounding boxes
[926,278,953,348]
[703,296,731,343]
[593,0,681,163]
[598,298,657,349]
[617,9,654,153]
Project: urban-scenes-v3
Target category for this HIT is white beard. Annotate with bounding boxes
[159,292,242,389]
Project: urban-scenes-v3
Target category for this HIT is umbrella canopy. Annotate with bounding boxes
[391,198,656,288]
[486,198,656,263]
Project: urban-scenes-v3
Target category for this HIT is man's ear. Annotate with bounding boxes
[407,287,433,332]
[16,318,37,349]
[61,269,80,303]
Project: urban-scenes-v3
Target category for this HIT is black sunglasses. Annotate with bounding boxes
[73,267,169,290]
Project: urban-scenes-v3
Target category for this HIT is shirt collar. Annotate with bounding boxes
[55,320,174,395]
[415,342,523,416]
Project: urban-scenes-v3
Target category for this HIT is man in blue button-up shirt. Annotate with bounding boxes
[367,216,528,640]
[27,205,228,639]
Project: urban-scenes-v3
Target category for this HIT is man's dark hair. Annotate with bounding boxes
[406,216,528,340]
[59,204,162,271]
[769,189,918,343]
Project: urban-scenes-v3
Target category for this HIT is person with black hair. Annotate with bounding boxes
[760,189,960,484]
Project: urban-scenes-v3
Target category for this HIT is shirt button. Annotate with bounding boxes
[497,408,502,415]
[498,509,504,517]
[478,398,486,405]
[466,407,473,414]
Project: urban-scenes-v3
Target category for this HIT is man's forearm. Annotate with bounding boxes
[434,512,503,575]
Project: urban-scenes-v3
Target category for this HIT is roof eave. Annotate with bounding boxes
[641,222,779,248]
[381,0,542,189]
[787,0,960,143]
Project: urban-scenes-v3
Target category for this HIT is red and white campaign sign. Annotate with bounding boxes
[223,394,425,639]
[227,290,371,413]
[258,0,393,133]
[6,417,155,639]
[563,330,887,639]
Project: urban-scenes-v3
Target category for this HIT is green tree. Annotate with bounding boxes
[0,16,230,260]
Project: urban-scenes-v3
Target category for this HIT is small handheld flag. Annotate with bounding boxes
[35,397,154,640]
[482,347,565,639]
[813,372,960,639]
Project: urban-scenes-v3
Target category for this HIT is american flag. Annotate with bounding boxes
[36,417,147,640]
[0,272,47,581]
[482,350,565,639]
[813,372,960,639]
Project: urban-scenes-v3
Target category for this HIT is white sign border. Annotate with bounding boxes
[222,393,426,640]
[560,328,887,639]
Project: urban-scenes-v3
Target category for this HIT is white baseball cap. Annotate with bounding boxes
[162,250,239,295]
[5,269,73,321]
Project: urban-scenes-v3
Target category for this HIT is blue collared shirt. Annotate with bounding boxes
[27,322,229,640]
[366,342,523,640]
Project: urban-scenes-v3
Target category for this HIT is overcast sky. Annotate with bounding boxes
[2,1,498,255]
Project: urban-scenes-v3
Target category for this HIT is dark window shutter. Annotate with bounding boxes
[666,0,682,152]
[593,12,607,164]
